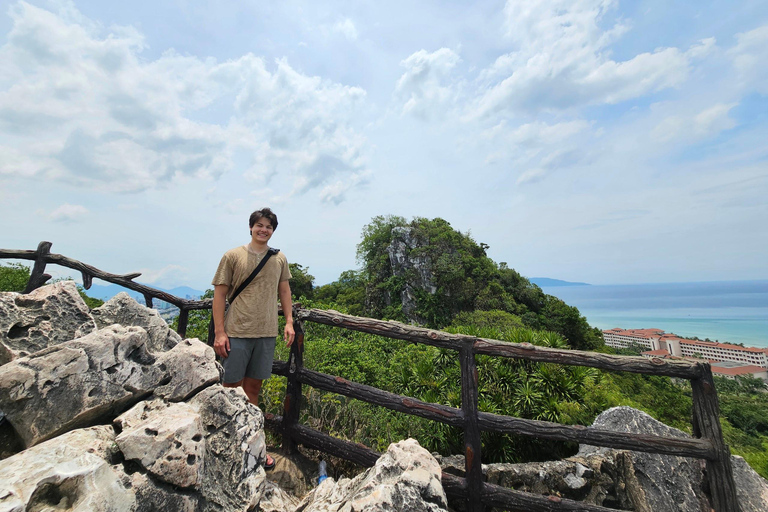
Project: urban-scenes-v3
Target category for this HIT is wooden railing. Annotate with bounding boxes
[1,242,741,512]
[0,241,209,337]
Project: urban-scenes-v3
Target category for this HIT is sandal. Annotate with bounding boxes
[264,454,276,470]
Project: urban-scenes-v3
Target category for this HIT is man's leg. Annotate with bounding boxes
[242,377,263,405]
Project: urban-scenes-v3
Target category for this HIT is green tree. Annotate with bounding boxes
[289,263,315,300]
[353,215,602,349]
[0,263,31,292]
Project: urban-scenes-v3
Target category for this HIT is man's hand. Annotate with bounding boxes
[284,321,295,347]
[214,331,230,358]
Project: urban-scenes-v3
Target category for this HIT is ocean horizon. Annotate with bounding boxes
[540,280,768,348]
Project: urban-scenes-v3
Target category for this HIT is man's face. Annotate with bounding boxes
[250,217,274,244]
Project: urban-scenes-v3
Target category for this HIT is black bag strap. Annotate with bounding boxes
[229,247,279,306]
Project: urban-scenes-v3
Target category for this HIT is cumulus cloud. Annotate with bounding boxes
[0,1,370,201]
[729,24,768,94]
[48,203,88,222]
[473,0,691,116]
[394,48,461,119]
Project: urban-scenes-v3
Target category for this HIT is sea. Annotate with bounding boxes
[539,280,768,348]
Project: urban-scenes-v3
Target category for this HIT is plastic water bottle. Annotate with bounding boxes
[318,459,327,484]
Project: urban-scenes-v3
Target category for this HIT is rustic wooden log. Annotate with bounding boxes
[477,411,716,460]
[282,321,305,454]
[480,481,620,512]
[176,308,189,338]
[440,473,467,500]
[288,423,380,468]
[264,413,283,434]
[460,342,484,512]
[298,308,702,379]
[0,243,212,310]
[691,365,741,512]
[143,294,154,308]
[473,338,702,379]
[296,367,464,427]
[297,308,464,351]
[271,359,289,377]
[22,241,53,293]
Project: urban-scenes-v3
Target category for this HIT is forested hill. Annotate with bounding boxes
[308,215,603,351]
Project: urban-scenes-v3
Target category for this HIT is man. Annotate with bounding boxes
[211,207,294,470]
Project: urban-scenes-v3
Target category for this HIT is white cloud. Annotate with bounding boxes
[135,264,188,287]
[483,119,592,183]
[48,203,88,222]
[473,0,691,116]
[0,2,370,201]
[651,103,737,144]
[729,24,768,94]
[332,18,358,41]
[394,48,461,119]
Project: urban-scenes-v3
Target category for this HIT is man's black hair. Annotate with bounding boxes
[249,208,278,230]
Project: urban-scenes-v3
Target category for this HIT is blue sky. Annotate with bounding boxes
[0,0,766,290]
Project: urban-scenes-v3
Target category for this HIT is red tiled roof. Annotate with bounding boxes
[711,365,767,376]
[642,349,671,356]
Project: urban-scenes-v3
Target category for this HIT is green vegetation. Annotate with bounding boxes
[263,216,768,477]
[0,262,103,307]
[4,216,768,479]
[0,262,31,292]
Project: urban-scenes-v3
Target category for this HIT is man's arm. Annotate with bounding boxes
[278,280,295,347]
[213,284,230,358]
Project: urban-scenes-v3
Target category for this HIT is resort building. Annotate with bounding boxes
[603,328,768,368]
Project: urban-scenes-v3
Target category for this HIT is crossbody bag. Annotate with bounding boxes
[207,247,279,346]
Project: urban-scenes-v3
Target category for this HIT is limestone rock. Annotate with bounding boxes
[153,338,220,401]
[258,480,301,512]
[0,325,161,447]
[436,452,634,509]
[0,326,218,449]
[579,406,710,512]
[297,438,447,512]
[115,401,205,489]
[730,455,768,512]
[128,472,201,512]
[92,292,181,352]
[188,385,267,511]
[579,405,768,512]
[387,226,438,324]
[0,425,135,512]
[0,281,97,365]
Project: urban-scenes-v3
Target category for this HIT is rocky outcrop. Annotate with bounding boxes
[0,325,219,447]
[92,292,181,352]
[0,387,266,512]
[0,425,135,512]
[387,226,438,324]
[296,439,447,512]
[0,281,96,365]
[439,406,768,512]
[578,406,710,511]
[0,284,266,512]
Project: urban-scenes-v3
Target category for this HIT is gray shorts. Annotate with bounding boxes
[222,337,276,383]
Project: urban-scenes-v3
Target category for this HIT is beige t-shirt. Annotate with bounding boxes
[211,245,292,338]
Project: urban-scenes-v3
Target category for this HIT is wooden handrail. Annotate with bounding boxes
[1,242,741,512]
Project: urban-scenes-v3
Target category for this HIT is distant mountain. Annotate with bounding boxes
[84,283,206,301]
[530,277,590,287]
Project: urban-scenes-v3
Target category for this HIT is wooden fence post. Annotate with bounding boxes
[176,307,189,338]
[23,241,53,293]
[282,319,305,454]
[691,365,741,512]
[460,340,484,512]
